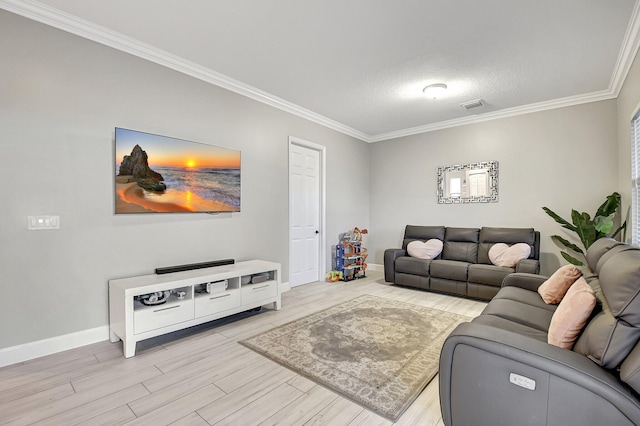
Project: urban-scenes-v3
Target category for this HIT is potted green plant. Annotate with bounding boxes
[543,192,626,266]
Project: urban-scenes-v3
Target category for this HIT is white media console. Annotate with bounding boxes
[109,260,281,357]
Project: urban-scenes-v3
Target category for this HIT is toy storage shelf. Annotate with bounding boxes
[334,241,367,281]
[109,260,281,358]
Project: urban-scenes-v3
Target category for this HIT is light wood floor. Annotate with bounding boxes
[0,271,486,426]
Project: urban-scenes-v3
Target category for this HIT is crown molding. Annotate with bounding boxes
[0,0,370,142]
[1,0,639,144]
[610,0,640,96]
[368,89,617,142]
[364,0,640,143]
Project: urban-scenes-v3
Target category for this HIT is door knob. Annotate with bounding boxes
[315,230,319,234]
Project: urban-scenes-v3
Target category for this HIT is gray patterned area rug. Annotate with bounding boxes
[239,295,470,421]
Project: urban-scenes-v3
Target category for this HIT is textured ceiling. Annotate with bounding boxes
[3,0,640,141]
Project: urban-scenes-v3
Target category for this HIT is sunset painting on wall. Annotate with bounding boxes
[114,128,241,214]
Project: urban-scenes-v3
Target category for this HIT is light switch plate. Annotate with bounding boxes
[28,215,60,230]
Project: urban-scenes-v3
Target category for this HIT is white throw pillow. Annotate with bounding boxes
[488,243,531,268]
[407,239,443,260]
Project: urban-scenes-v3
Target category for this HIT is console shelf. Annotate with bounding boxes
[109,260,281,357]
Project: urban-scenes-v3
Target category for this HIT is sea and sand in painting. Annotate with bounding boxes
[115,128,240,213]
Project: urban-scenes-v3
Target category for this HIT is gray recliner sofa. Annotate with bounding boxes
[384,226,540,300]
[439,238,640,426]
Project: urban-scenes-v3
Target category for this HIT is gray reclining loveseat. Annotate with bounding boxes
[439,238,640,425]
[384,226,540,300]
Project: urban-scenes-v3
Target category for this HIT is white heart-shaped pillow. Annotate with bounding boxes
[407,239,443,260]
[488,243,531,267]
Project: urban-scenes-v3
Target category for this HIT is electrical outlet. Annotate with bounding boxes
[28,215,60,230]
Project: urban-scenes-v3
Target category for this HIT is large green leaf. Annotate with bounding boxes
[594,213,614,235]
[571,210,597,248]
[543,207,577,232]
[561,251,584,266]
[543,192,624,266]
[595,192,621,218]
[551,235,584,254]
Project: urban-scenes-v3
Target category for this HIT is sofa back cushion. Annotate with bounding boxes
[442,227,479,263]
[478,227,537,265]
[585,237,623,272]
[402,225,445,251]
[573,245,640,369]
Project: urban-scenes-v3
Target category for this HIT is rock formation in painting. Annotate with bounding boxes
[119,144,166,192]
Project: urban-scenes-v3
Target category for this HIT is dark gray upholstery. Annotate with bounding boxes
[384,225,541,300]
[439,238,640,426]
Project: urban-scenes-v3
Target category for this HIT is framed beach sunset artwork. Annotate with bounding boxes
[114,128,241,214]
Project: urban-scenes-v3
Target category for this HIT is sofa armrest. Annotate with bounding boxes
[383,248,405,282]
[501,272,548,292]
[516,258,540,274]
[439,322,640,426]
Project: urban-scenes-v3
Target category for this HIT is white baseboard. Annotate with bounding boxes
[367,263,383,271]
[0,281,300,368]
[0,326,109,368]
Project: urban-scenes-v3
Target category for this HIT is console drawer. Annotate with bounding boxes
[242,280,278,305]
[134,301,194,334]
[195,289,241,317]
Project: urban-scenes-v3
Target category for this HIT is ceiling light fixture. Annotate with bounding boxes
[423,83,448,99]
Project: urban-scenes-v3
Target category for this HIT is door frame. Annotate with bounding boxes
[288,136,326,286]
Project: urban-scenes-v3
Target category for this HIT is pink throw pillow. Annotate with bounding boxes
[538,264,583,304]
[548,277,596,349]
[488,243,531,267]
[407,239,443,260]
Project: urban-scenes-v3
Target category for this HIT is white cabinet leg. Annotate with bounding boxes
[273,297,281,311]
[124,340,136,358]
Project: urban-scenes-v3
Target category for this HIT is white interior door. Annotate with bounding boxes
[289,139,324,287]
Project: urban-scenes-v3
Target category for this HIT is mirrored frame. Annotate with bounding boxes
[437,161,499,204]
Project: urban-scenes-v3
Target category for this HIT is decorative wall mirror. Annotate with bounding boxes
[437,161,499,204]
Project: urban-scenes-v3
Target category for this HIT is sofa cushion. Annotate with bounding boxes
[492,286,557,312]
[395,256,431,277]
[467,264,514,287]
[574,247,640,368]
[537,264,583,304]
[481,298,554,332]
[407,239,443,260]
[488,243,531,267]
[430,260,470,281]
[402,225,445,250]
[599,247,640,322]
[573,309,640,368]
[471,314,548,342]
[585,237,624,273]
[547,277,596,349]
[478,227,536,265]
[442,227,479,263]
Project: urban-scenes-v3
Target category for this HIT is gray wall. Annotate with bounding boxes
[2,9,638,352]
[0,11,369,349]
[369,100,619,276]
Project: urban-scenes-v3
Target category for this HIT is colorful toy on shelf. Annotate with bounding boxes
[326,270,343,282]
[352,227,368,242]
